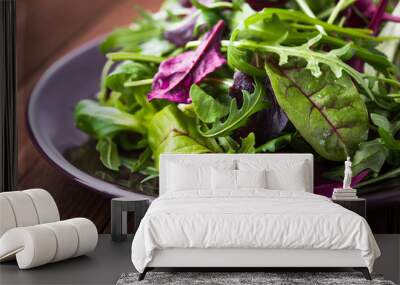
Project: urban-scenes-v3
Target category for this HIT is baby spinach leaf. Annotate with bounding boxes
[238,132,256,153]
[371,113,400,151]
[370,113,391,132]
[190,84,230,123]
[96,139,121,171]
[74,100,145,138]
[378,129,400,151]
[121,147,152,172]
[352,139,389,175]
[147,105,212,166]
[198,79,268,137]
[265,59,369,161]
[255,133,293,153]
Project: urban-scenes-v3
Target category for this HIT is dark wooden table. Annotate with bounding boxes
[16,0,163,234]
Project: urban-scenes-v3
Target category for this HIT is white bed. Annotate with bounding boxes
[131,154,380,280]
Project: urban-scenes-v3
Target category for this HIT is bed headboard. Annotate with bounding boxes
[159,153,314,195]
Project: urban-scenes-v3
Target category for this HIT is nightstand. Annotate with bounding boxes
[331,198,366,219]
[111,198,150,241]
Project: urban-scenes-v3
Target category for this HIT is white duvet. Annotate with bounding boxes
[131,190,380,273]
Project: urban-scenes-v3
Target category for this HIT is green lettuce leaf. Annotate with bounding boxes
[96,139,121,171]
[189,84,230,123]
[148,105,213,167]
[74,100,145,138]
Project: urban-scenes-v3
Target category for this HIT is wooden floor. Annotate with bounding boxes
[17,0,163,233]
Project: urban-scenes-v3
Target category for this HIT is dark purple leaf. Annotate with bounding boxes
[229,72,288,142]
[256,77,288,140]
[314,170,370,197]
[164,13,199,47]
[346,0,400,30]
[246,0,288,11]
[229,71,255,107]
[347,57,365,72]
[368,0,389,35]
[148,20,226,103]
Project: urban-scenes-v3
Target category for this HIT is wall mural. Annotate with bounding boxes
[17,0,400,233]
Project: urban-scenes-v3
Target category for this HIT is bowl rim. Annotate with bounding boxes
[27,36,153,200]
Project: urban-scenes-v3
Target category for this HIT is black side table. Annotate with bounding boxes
[111,198,150,241]
[332,198,366,219]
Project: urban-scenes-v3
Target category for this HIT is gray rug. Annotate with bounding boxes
[116,272,396,285]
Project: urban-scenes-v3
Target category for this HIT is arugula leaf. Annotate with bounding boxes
[74,100,145,138]
[218,136,240,153]
[265,59,369,161]
[100,9,163,53]
[96,139,121,171]
[238,132,256,153]
[227,46,265,77]
[190,84,230,123]
[243,8,384,42]
[198,79,268,137]
[100,27,162,53]
[237,14,289,44]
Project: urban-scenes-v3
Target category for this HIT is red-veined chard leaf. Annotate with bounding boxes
[148,20,226,103]
[265,58,369,161]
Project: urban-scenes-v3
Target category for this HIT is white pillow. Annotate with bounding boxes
[211,168,236,190]
[166,160,236,192]
[167,162,210,191]
[236,169,267,189]
[238,160,308,191]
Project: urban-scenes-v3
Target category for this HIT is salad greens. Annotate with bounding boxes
[74,0,400,196]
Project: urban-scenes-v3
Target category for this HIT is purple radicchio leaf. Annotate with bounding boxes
[256,76,288,140]
[148,20,226,103]
[164,13,200,47]
[314,170,369,197]
[229,71,255,107]
[246,0,288,11]
[346,0,400,31]
[368,0,389,35]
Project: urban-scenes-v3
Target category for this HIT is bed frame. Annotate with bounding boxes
[139,154,371,281]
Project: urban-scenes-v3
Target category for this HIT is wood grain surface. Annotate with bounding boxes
[17,0,163,233]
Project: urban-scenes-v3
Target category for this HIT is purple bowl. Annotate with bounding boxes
[27,38,155,199]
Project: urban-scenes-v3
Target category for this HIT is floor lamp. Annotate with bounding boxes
[0,0,17,192]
